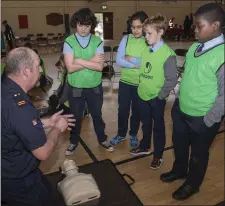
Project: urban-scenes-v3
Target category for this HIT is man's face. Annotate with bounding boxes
[25,52,42,89]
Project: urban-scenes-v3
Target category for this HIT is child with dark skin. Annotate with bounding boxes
[160,3,225,200]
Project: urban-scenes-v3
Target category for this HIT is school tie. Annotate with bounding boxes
[197,43,204,52]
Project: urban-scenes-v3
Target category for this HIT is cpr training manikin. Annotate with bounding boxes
[58,159,101,206]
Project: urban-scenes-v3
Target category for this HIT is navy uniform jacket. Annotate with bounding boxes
[1,77,47,179]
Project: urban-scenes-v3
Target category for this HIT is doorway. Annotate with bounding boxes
[95,12,114,40]
[95,13,104,40]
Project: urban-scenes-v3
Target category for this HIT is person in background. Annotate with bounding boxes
[2,20,15,50]
[183,15,191,40]
[1,54,7,80]
[1,31,6,53]
[189,13,194,38]
[126,16,132,34]
[169,17,175,28]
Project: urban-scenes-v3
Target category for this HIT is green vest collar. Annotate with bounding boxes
[194,42,224,57]
[74,33,92,49]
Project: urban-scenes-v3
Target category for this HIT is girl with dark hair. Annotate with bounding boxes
[110,11,148,148]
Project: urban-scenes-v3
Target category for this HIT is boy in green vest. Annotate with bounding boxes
[130,14,177,170]
[110,11,148,148]
[160,3,225,200]
[63,8,114,155]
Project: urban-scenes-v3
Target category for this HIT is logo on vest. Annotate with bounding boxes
[144,62,152,73]
[140,61,153,79]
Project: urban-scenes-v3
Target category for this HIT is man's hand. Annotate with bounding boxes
[32,114,75,161]
[90,54,105,63]
[62,114,76,131]
[48,110,75,129]
[49,110,64,127]
[54,114,75,132]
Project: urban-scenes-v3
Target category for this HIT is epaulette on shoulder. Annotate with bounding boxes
[13,92,27,107]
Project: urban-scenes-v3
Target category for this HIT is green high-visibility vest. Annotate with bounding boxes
[120,34,148,85]
[138,44,176,101]
[179,43,225,116]
[65,34,102,88]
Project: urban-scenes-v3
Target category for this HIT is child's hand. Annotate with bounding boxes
[134,65,140,69]
[125,55,132,61]
[91,54,105,63]
[73,58,81,64]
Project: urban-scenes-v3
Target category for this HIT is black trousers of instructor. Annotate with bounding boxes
[171,99,221,189]
[2,169,52,206]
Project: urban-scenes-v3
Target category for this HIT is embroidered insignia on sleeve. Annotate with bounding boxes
[13,93,27,107]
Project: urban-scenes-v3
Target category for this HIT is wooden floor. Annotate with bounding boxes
[33,40,224,205]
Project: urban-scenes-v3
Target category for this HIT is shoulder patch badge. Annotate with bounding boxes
[13,93,27,107]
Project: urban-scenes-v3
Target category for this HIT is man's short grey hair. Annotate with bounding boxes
[5,47,36,75]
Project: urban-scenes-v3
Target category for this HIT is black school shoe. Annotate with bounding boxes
[172,184,200,200]
[150,158,163,169]
[130,147,151,156]
[160,171,187,183]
